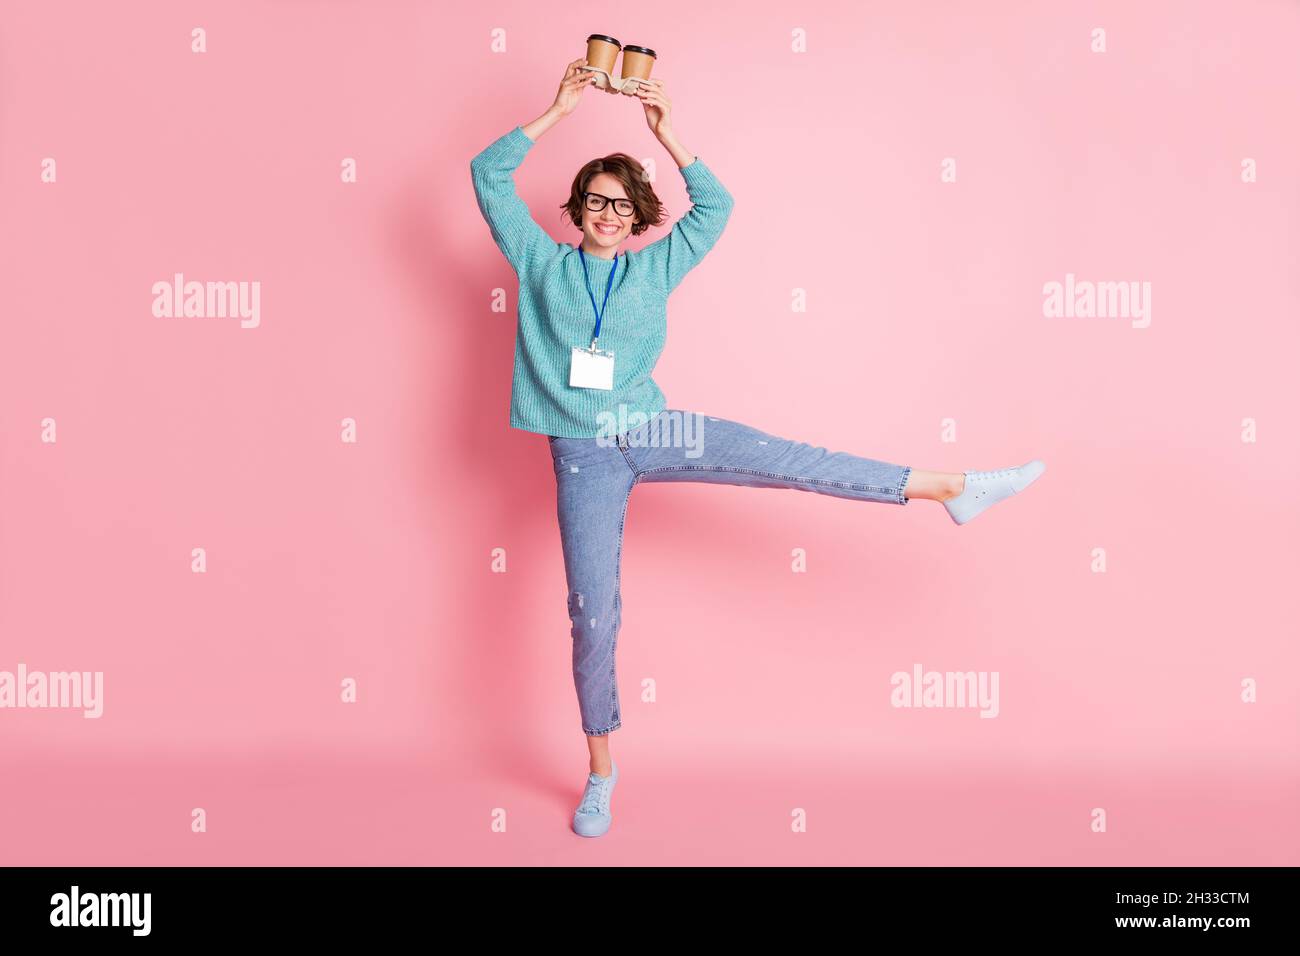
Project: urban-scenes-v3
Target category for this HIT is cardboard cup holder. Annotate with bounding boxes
[578,64,654,95]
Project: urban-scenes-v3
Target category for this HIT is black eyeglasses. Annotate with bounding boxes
[583,191,635,217]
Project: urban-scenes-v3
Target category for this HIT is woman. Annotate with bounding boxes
[470,59,1045,837]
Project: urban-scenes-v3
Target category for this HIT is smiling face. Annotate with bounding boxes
[580,172,641,255]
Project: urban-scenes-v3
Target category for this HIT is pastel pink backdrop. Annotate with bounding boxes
[2,0,1297,865]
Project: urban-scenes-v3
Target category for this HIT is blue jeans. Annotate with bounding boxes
[548,408,912,736]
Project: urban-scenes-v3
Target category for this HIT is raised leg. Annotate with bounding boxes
[902,469,966,502]
[620,408,915,504]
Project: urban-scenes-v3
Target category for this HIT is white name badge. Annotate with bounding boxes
[570,344,615,390]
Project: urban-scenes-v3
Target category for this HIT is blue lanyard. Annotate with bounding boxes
[578,248,618,347]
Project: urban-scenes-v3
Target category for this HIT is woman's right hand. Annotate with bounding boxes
[550,58,596,116]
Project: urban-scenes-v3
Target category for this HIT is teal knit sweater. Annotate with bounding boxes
[470,125,734,438]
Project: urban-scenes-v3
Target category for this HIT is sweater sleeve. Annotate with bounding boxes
[470,125,560,274]
[639,156,735,295]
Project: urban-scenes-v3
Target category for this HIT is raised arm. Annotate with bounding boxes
[469,126,557,273]
[631,80,735,295]
[469,59,597,274]
[639,152,734,295]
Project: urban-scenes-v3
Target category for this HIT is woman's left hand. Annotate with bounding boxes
[634,79,672,138]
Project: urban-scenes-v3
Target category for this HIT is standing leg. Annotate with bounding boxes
[548,435,636,744]
[549,434,635,838]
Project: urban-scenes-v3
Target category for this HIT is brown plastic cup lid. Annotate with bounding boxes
[623,45,656,58]
[587,34,621,47]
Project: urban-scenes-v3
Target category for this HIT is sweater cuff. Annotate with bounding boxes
[679,157,731,200]
[681,157,715,184]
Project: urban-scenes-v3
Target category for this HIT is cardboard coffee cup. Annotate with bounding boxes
[585,34,621,75]
[619,45,656,83]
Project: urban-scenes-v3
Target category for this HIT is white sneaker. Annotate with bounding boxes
[944,460,1046,525]
[572,759,618,837]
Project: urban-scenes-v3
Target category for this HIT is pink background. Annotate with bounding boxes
[2,0,1298,865]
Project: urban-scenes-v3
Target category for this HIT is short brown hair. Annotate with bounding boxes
[560,153,666,237]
